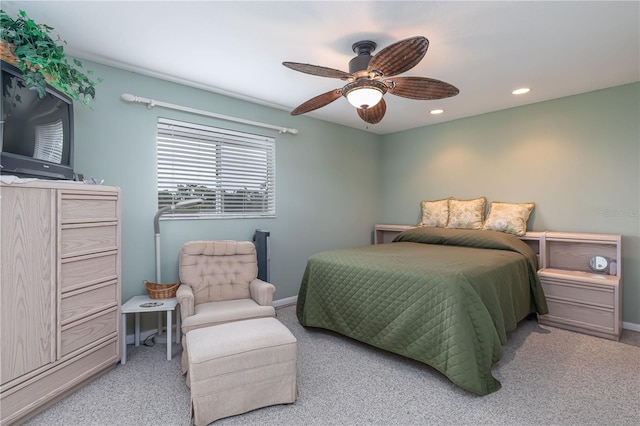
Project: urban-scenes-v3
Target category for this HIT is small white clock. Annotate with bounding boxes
[589,255,609,274]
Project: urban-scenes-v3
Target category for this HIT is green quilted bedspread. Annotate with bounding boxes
[296,227,548,395]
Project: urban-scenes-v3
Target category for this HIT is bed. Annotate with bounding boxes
[296,226,548,395]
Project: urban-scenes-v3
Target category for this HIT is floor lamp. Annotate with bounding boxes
[153,198,204,283]
[152,198,203,341]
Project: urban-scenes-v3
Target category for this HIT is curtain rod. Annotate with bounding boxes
[120,93,298,135]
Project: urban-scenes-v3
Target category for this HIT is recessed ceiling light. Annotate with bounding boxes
[512,88,531,95]
[430,109,444,115]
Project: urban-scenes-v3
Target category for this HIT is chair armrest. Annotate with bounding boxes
[249,279,276,306]
[176,284,195,321]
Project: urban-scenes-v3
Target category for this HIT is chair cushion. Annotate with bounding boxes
[187,317,297,365]
[181,299,275,334]
[180,241,258,304]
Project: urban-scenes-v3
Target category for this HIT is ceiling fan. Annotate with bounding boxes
[283,36,459,124]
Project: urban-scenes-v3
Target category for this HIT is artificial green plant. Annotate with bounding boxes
[0,9,101,104]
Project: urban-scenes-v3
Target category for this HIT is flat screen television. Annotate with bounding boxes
[1,60,74,180]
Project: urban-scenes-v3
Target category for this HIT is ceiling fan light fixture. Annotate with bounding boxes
[343,79,388,109]
[346,87,384,109]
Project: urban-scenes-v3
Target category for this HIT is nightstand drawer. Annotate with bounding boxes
[540,278,614,308]
[61,309,118,357]
[543,299,614,331]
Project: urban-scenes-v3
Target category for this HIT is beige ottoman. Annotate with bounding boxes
[186,317,297,425]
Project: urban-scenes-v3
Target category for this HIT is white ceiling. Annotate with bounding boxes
[4,1,639,134]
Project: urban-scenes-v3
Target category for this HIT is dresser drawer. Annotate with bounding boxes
[60,309,118,357]
[542,299,614,332]
[60,251,118,292]
[60,195,118,223]
[0,340,118,425]
[61,281,118,325]
[540,277,614,308]
[61,223,118,258]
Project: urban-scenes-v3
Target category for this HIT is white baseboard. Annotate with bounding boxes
[125,325,182,345]
[623,321,640,332]
[273,295,297,308]
[125,327,166,345]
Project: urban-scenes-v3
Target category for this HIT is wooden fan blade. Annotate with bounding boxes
[386,77,459,100]
[357,98,387,124]
[283,62,352,80]
[291,89,343,115]
[367,36,429,77]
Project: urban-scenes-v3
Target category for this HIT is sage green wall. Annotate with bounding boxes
[73,61,380,305]
[378,83,640,325]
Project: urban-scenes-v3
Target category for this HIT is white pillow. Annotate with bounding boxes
[419,198,451,227]
[446,197,486,230]
[482,201,535,236]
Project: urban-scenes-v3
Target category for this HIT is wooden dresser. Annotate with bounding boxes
[1,180,121,425]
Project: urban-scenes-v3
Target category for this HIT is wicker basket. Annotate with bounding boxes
[144,281,179,299]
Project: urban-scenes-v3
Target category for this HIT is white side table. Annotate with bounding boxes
[121,295,180,364]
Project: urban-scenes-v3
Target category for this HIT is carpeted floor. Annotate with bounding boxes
[26,305,640,426]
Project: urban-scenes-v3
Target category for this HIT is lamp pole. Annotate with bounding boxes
[153,198,204,282]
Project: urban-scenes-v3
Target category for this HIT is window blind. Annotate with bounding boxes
[157,117,275,218]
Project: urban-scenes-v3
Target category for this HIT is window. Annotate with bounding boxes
[157,117,275,218]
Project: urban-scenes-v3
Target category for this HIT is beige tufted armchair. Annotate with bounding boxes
[177,240,276,373]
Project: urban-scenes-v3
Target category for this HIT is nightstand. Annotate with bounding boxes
[373,224,414,244]
[537,232,622,340]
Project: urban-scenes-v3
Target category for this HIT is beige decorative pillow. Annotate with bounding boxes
[447,197,486,230]
[419,198,451,227]
[482,201,535,236]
